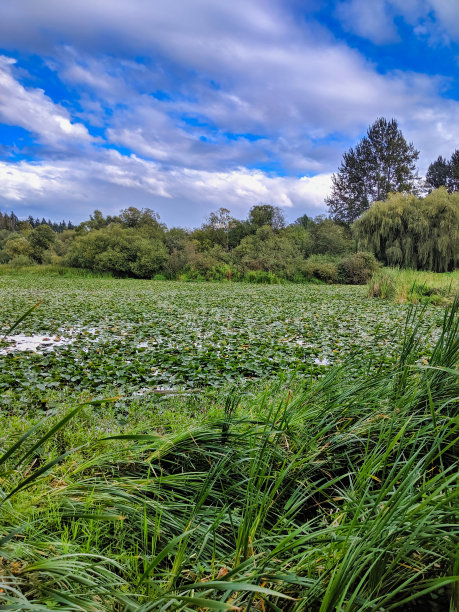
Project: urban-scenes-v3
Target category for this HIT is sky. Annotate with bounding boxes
[0,0,458,228]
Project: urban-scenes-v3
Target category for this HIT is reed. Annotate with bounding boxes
[0,300,457,610]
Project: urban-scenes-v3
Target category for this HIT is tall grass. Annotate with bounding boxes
[368,267,459,305]
[0,300,457,610]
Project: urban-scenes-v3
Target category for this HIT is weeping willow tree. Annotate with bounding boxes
[353,188,459,272]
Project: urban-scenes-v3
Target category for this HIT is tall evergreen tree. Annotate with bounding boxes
[448,149,459,193]
[326,118,419,224]
[425,155,450,191]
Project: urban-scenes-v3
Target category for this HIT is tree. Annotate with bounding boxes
[353,188,458,272]
[119,207,162,230]
[201,207,237,251]
[292,214,314,229]
[5,235,33,259]
[448,149,459,193]
[66,224,167,277]
[425,150,459,193]
[310,217,353,256]
[426,156,450,191]
[326,118,419,224]
[28,224,56,263]
[233,225,304,279]
[248,204,285,230]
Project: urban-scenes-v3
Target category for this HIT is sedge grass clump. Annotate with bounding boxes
[0,300,458,610]
[369,267,458,305]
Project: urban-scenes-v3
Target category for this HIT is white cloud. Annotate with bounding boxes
[0,152,332,224]
[335,0,459,45]
[335,0,400,43]
[0,56,92,147]
[0,0,458,223]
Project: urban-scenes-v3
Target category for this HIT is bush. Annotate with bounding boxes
[303,256,338,283]
[338,251,379,284]
[9,254,34,267]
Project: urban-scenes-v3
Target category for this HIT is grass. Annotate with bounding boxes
[0,297,457,610]
[368,268,459,305]
[0,264,114,278]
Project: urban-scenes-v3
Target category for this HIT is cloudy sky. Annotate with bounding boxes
[0,0,458,227]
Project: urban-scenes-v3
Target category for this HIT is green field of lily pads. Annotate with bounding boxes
[0,275,443,397]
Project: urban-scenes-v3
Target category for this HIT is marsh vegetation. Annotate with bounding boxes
[0,275,457,610]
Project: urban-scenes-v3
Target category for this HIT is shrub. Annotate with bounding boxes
[338,251,379,284]
[9,254,34,268]
[303,256,338,283]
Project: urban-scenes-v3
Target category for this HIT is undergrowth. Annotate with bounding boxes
[368,267,458,305]
[0,299,458,610]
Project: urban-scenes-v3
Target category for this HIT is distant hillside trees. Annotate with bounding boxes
[353,188,459,272]
[327,118,420,224]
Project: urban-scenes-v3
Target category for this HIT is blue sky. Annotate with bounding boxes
[0,0,458,227]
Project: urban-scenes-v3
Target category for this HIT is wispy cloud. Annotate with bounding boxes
[0,56,92,148]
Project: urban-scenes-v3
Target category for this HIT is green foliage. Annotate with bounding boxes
[310,216,353,255]
[0,299,457,609]
[426,149,459,193]
[248,203,285,230]
[5,235,33,259]
[327,117,420,224]
[354,189,459,272]
[338,251,379,284]
[234,225,304,279]
[28,224,56,263]
[426,155,451,191]
[7,254,34,268]
[1,201,454,283]
[303,255,339,283]
[243,270,282,284]
[368,267,459,304]
[66,224,168,277]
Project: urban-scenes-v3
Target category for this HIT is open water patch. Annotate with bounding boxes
[0,334,74,355]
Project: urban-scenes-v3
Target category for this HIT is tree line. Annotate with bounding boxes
[0,117,457,280]
[326,116,459,224]
[0,211,74,233]
[0,204,381,283]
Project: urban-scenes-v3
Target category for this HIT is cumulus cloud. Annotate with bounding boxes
[0,0,458,223]
[0,56,92,147]
[0,152,332,224]
[0,1,448,141]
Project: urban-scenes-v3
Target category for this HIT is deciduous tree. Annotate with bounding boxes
[354,188,458,272]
